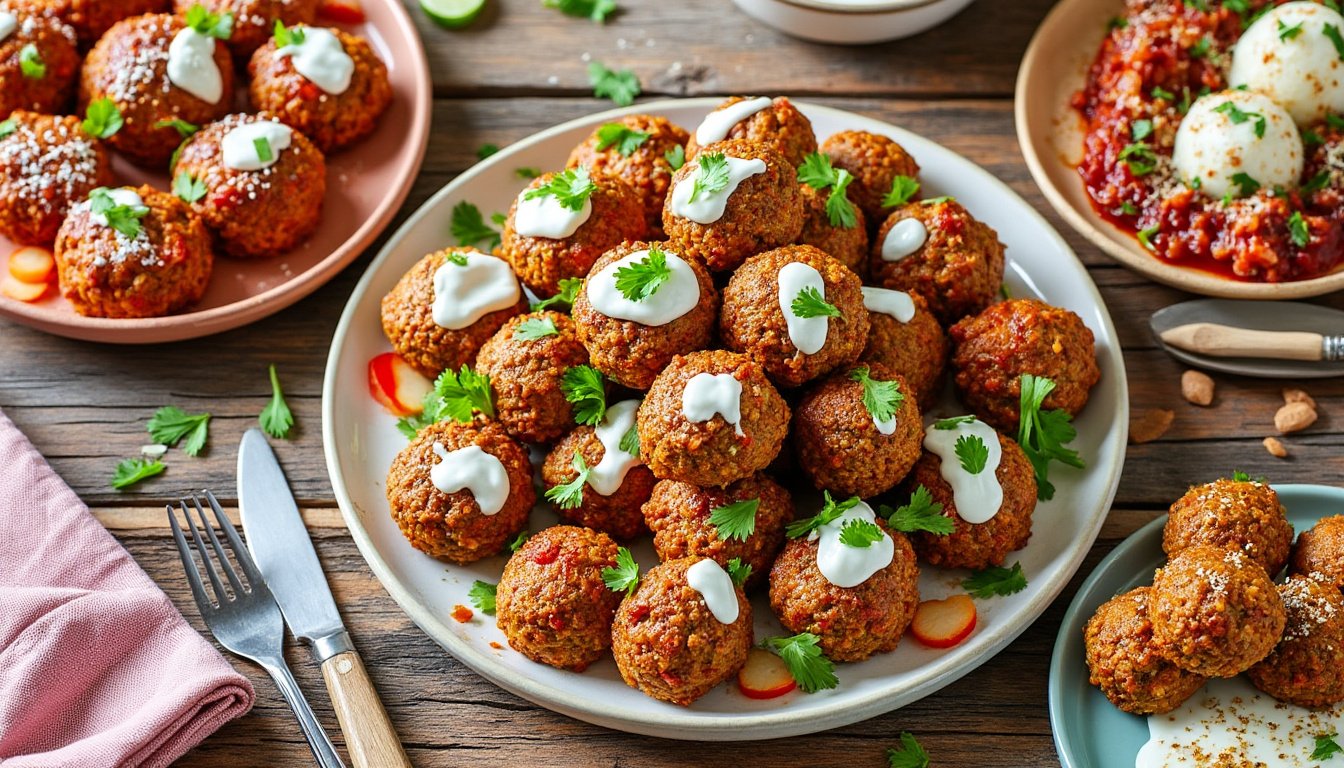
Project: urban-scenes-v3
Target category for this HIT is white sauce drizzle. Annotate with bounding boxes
[276,26,354,95]
[221,121,293,171]
[861,286,916,323]
[682,373,744,436]
[587,399,641,496]
[513,188,592,239]
[668,155,767,225]
[777,261,830,355]
[811,500,894,588]
[685,559,740,624]
[872,409,897,436]
[0,12,17,42]
[430,250,521,330]
[881,218,928,262]
[693,96,773,145]
[585,249,700,326]
[923,419,1003,524]
[429,443,509,516]
[91,189,147,228]
[167,28,223,104]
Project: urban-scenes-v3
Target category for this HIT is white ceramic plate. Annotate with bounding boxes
[321,98,1129,741]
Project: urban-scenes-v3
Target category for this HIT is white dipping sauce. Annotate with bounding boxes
[668,155,767,225]
[777,261,830,355]
[812,500,893,588]
[588,399,641,496]
[861,286,916,323]
[881,218,928,262]
[167,28,223,103]
[221,121,292,171]
[923,418,1002,524]
[682,372,744,436]
[693,96,773,145]
[686,559,740,624]
[0,12,19,42]
[276,26,354,95]
[586,249,700,326]
[430,443,509,516]
[430,250,521,330]
[91,189,146,228]
[513,189,592,239]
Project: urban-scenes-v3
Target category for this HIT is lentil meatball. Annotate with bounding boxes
[500,170,648,298]
[611,556,753,706]
[172,113,326,259]
[793,364,922,499]
[20,0,166,45]
[247,27,391,153]
[474,311,589,444]
[797,181,868,276]
[0,111,112,245]
[380,247,528,380]
[571,240,718,390]
[1149,545,1287,678]
[175,0,317,58]
[869,198,1005,325]
[769,514,920,662]
[900,430,1037,571]
[662,138,803,273]
[685,96,817,169]
[637,350,790,487]
[53,184,212,317]
[0,3,79,115]
[1083,586,1207,715]
[719,245,869,388]
[860,290,948,409]
[642,473,794,589]
[949,298,1101,432]
[820,130,920,224]
[79,13,234,167]
[384,419,534,564]
[541,417,657,540]
[566,114,689,236]
[495,525,623,672]
[1290,515,1344,589]
[1164,477,1293,575]
[1247,575,1344,708]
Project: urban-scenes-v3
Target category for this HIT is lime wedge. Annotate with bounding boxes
[420,0,486,28]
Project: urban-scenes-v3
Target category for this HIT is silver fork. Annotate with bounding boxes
[168,490,347,768]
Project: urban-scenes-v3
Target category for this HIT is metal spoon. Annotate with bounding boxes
[1149,299,1344,379]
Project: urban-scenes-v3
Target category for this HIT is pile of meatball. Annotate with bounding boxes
[382,96,1103,706]
[1086,476,1344,714]
[0,0,391,317]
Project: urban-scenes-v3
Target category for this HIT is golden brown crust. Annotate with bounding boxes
[1084,586,1207,715]
[1291,515,1344,589]
[684,96,817,169]
[1247,575,1344,708]
[566,114,689,236]
[0,3,78,114]
[541,425,657,540]
[175,0,317,57]
[860,291,948,409]
[475,311,589,444]
[0,111,113,245]
[820,130,920,224]
[1164,478,1293,575]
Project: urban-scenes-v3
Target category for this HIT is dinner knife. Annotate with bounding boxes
[1159,322,1344,362]
[238,429,410,768]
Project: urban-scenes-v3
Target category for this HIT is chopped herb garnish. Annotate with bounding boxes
[881,485,954,535]
[933,415,977,430]
[450,201,501,250]
[618,424,640,457]
[0,118,15,139]
[396,365,495,437]
[790,285,841,319]
[272,19,305,47]
[545,452,591,509]
[1312,732,1342,761]
[1151,85,1176,101]
[762,633,837,693]
[444,251,469,267]
[1017,373,1084,501]
[1278,18,1304,40]
[1131,119,1153,141]
[962,562,1028,598]
[797,152,859,228]
[185,3,233,39]
[1214,100,1266,138]
[786,492,860,539]
[89,187,149,238]
[1189,36,1211,58]
[1230,171,1261,196]
[602,546,640,595]
[508,530,531,552]
[524,167,596,211]
[476,143,499,160]
[1119,200,1139,215]
[515,167,541,179]
[1304,170,1330,194]
[709,498,759,542]
[561,364,606,426]
[1137,224,1160,251]
[884,175,920,207]
[588,60,640,106]
[82,98,123,139]
[253,137,273,164]
[531,277,582,312]
[111,458,165,490]
[664,144,685,170]
[850,366,903,426]
[1326,24,1344,60]
[259,364,294,439]
[1189,175,1202,190]
[513,316,559,340]
[613,245,672,301]
[155,118,199,139]
[726,557,752,587]
[18,43,44,79]
[595,122,650,155]
[689,152,732,203]
[1303,127,1324,146]
[147,406,211,457]
[838,518,885,548]
[173,171,207,203]
[468,580,497,614]
[1118,142,1158,176]
[886,732,931,768]
[1289,210,1310,247]
[921,195,954,205]
[954,433,989,475]
[543,0,617,23]
[1108,16,1127,31]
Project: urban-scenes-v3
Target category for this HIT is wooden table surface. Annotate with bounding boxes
[4,0,1344,765]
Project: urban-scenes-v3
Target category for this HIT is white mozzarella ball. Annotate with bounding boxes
[1230,1,1344,126]
[1172,90,1304,200]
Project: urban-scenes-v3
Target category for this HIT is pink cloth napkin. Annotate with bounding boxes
[0,407,254,768]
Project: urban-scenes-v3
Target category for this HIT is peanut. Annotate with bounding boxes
[1283,387,1318,411]
[1130,409,1175,444]
[1263,437,1288,458]
[1274,402,1318,434]
[1181,370,1215,406]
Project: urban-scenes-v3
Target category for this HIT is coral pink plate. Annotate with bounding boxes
[0,0,431,344]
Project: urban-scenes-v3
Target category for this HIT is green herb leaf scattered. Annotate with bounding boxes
[1017,373,1084,501]
[531,277,583,312]
[838,518,885,548]
[588,60,640,106]
[883,175,920,207]
[602,545,640,595]
[259,364,294,438]
[954,433,989,475]
[886,732,931,768]
[513,316,559,341]
[468,580,497,614]
[561,364,607,426]
[524,167,596,211]
[689,152,732,203]
[112,458,166,490]
[82,99,124,139]
[726,557,752,587]
[963,561,1028,599]
[147,406,211,457]
[546,451,591,509]
[790,285,841,319]
[173,171,207,203]
[543,0,617,23]
[450,201,502,250]
[595,122,650,155]
[709,498,759,542]
[19,43,45,79]
[786,492,861,539]
[613,245,672,302]
[850,366,903,426]
[762,633,837,693]
[881,485,954,535]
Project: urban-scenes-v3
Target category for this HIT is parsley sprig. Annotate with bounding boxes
[689,152,732,203]
[1289,210,1310,247]
[709,498,759,542]
[850,366,903,426]
[588,60,640,106]
[19,43,45,79]
[883,175,920,207]
[838,518,885,548]
[513,316,559,340]
[1214,100,1267,138]
[962,562,1028,598]
[933,415,976,430]
[664,145,685,170]
[1313,732,1343,761]
[173,171,207,203]
[508,530,530,552]
[595,122,649,155]
[396,365,495,438]
[259,364,294,439]
[148,406,211,457]
[954,433,989,475]
[531,277,582,312]
[762,633,837,693]
[89,188,148,238]
[545,452,590,509]
[185,3,234,38]
[273,20,306,47]
[786,492,860,539]
[618,424,640,457]
[1230,171,1260,197]
[880,485,954,535]
[450,201,502,250]
[544,0,618,23]
[602,546,640,595]
[613,245,672,301]
[561,364,607,426]
[468,580,497,614]
[1017,373,1084,501]
[797,153,858,229]
[790,286,841,319]
[886,732,931,768]
[111,458,166,490]
[524,167,596,211]
[726,557,752,587]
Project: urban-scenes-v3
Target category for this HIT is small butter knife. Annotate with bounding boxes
[1159,323,1344,362]
[1150,299,1344,379]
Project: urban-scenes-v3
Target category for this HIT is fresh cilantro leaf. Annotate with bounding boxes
[886,732,931,768]
[543,0,617,23]
[450,201,501,250]
[273,19,305,47]
[173,171,207,203]
[850,366,903,426]
[881,485,954,535]
[155,118,199,139]
[508,530,530,552]
[1232,469,1251,482]
[883,175,920,207]
[726,557,752,587]
[1017,373,1083,501]
[89,187,148,238]
[531,277,582,312]
[111,458,166,489]
[613,245,671,301]
[664,144,685,170]
[185,4,233,38]
[1118,200,1139,215]
[689,152,731,203]
[963,562,1028,599]
[18,43,44,79]
[1182,0,1208,10]
[147,406,211,457]
[763,633,837,693]
[796,152,839,190]
[1151,85,1176,101]
[588,60,640,106]
[468,580,497,614]
[437,365,495,422]
[786,492,861,539]
[259,364,294,438]
[1230,171,1260,197]
[524,167,596,211]
[1289,210,1310,247]
[1137,225,1160,251]
[1189,36,1211,58]
[1278,18,1303,40]
[823,169,859,228]
[515,167,541,179]
[709,498,759,542]
[0,118,14,139]
[595,122,650,155]
[1312,732,1342,761]
[561,364,606,426]
[1131,119,1153,141]
[1119,142,1158,176]
[513,316,559,341]
[601,545,640,595]
[790,285,841,319]
[82,98,123,139]
[546,451,591,509]
[1214,100,1266,138]
[933,415,976,430]
[838,518,885,548]
[955,433,989,475]
[476,143,499,160]
[1304,170,1330,194]
[1327,24,1344,60]
[618,424,639,457]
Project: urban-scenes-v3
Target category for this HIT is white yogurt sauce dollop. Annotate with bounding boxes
[881,218,928,262]
[587,399,641,496]
[167,28,224,103]
[668,155,767,225]
[430,250,521,330]
[682,372,744,436]
[513,188,592,240]
[685,559,740,624]
[0,12,18,42]
[91,189,147,228]
[586,249,700,326]
[812,500,893,588]
[693,96,773,145]
[221,121,293,171]
[276,26,354,95]
[923,418,1002,524]
[430,443,509,516]
[861,286,916,323]
[777,261,830,355]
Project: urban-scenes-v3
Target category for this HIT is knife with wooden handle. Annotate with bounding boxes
[238,429,411,768]
[1160,322,1344,362]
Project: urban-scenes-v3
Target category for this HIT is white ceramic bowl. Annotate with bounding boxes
[731,0,976,45]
